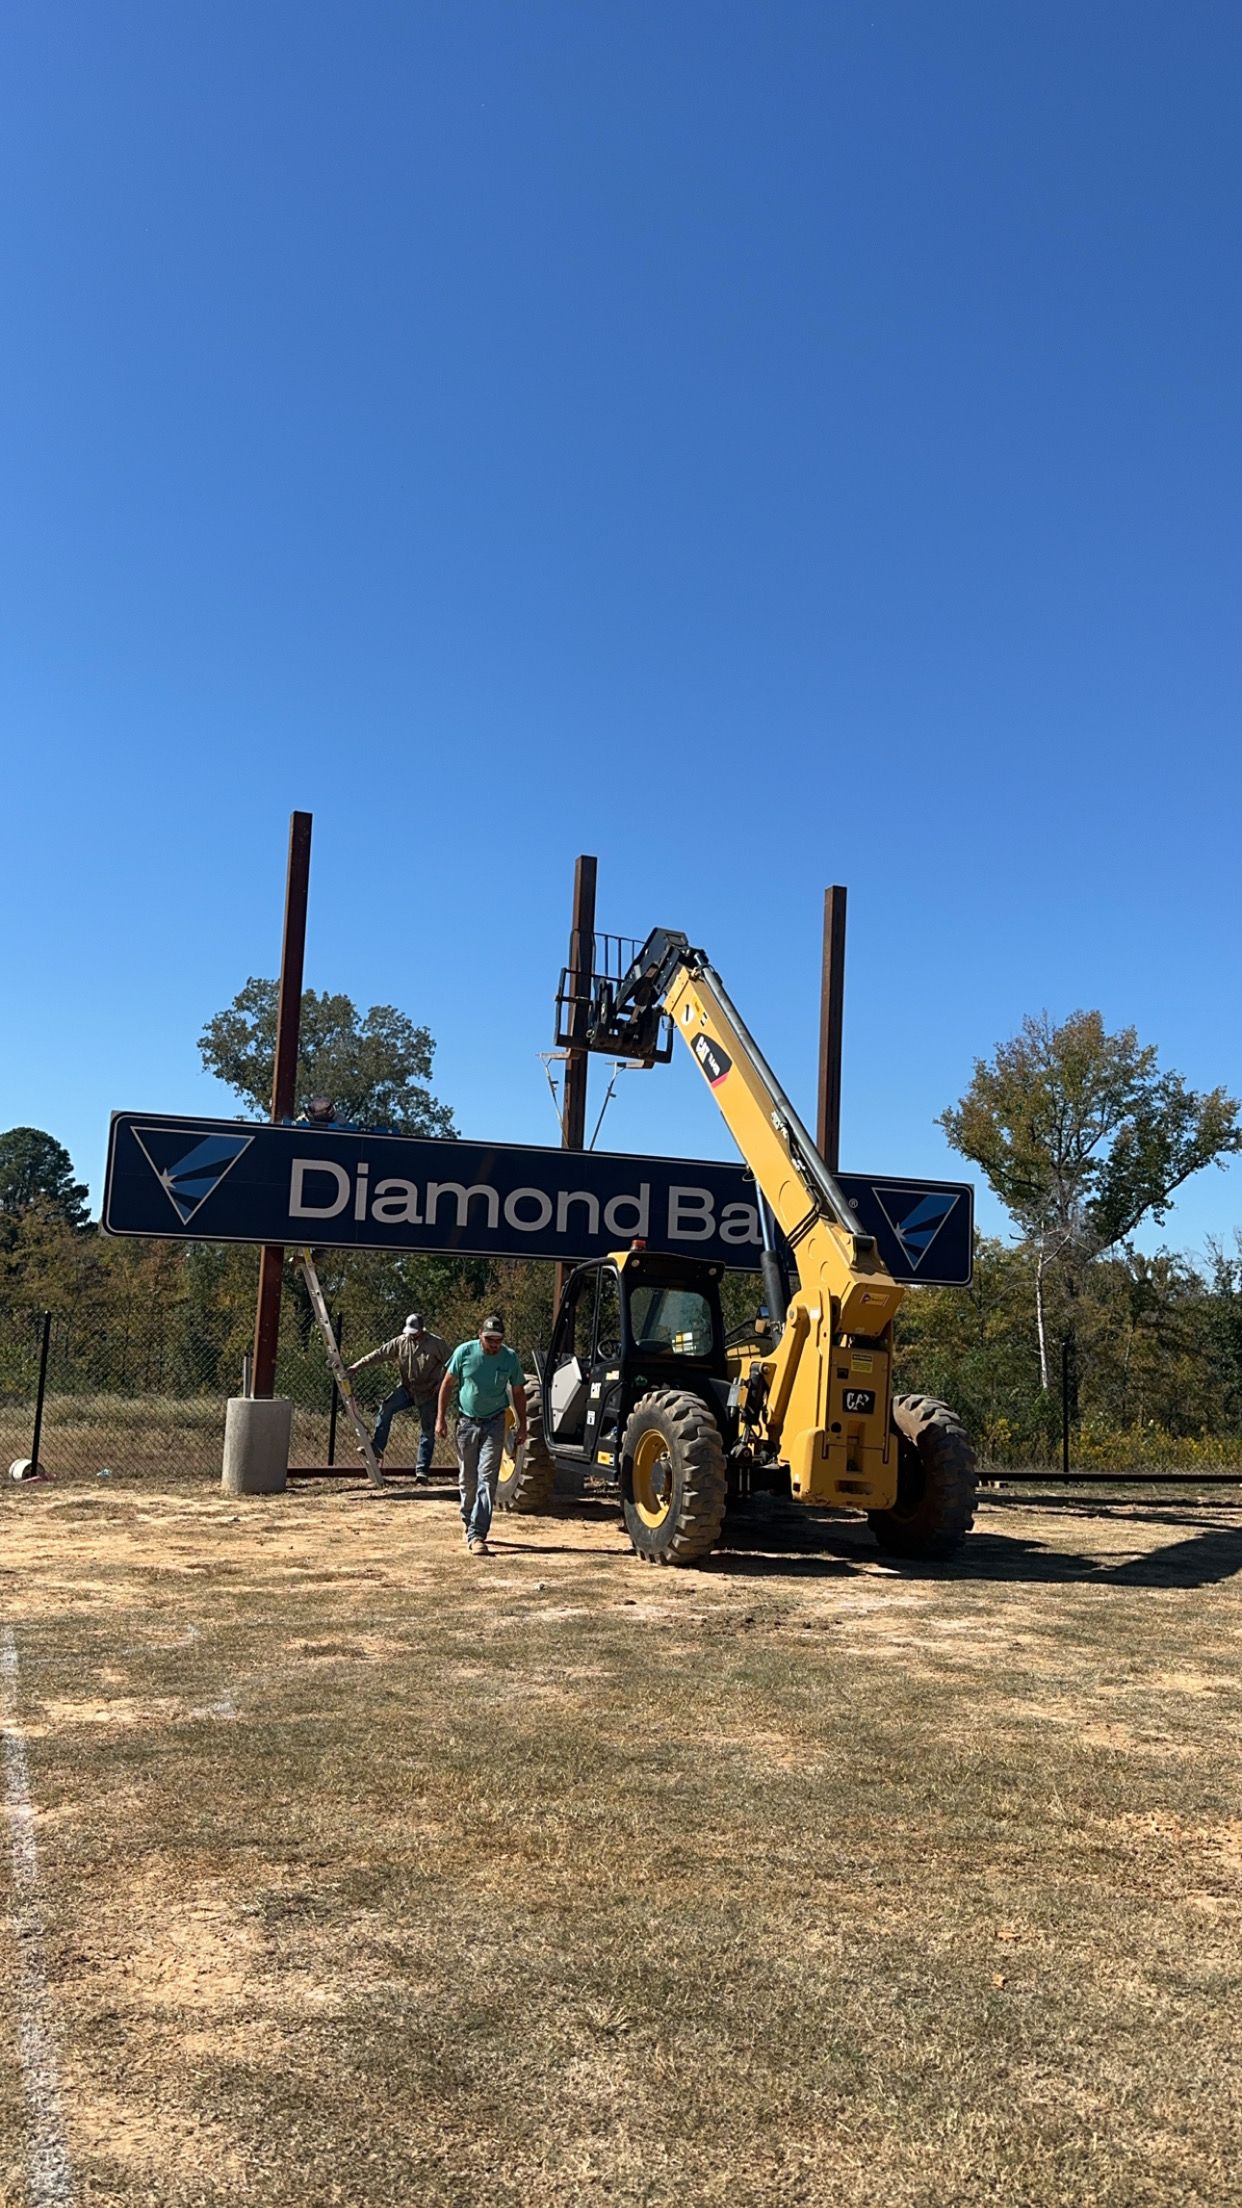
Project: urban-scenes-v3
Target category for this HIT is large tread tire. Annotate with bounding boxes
[868,1393,977,1560]
[496,1379,557,1513]
[621,1388,727,1567]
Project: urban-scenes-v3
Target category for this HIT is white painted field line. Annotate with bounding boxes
[1,1627,75,2206]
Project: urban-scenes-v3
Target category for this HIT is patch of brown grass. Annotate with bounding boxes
[0,1481,1239,2205]
[0,1393,458,1483]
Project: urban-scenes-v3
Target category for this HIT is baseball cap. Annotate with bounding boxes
[403,1313,425,1333]
[481,1315,505,1338]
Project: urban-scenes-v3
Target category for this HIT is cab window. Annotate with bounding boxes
[594,1269,622,1362]
[554,1271,596,1367]
[627,1285,716,1358]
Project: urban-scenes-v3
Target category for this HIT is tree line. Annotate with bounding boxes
[3,976,1240,1462]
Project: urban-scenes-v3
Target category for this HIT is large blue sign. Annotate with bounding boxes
[102,1114,973,1285]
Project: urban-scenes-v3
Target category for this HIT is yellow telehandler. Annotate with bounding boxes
[498,929,976,1566]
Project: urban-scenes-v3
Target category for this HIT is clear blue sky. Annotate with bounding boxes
[3,1,1240,1260]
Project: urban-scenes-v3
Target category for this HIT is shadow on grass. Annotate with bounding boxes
[883,1520,1242,1591]
[712,1499,1242,1591]
[1094,1526,1242,1587]
[980,1490,1242,1526]
[335,1478,1242,1591]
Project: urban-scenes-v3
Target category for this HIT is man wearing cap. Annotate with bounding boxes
[347,1313,450,1481]
[436,1316,527,1557]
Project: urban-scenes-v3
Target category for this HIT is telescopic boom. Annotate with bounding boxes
[591,929,903,1504]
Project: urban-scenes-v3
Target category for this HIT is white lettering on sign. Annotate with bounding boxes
[287,1161,744,1249]
[668,1186,715,1240]
[505,1187,554,1232]
[720,1201,761,1247]
[425,1182,501,1229]
[371,1177,421,1223]
[290,1159,350,1219]
[556,1189,600,1235]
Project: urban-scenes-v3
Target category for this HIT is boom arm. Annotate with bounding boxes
[597,930,902,1332]
[595,929,904,1506]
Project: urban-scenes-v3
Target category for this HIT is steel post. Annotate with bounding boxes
[554,854,597,1307]
[817,886,847,1168]
[30,1310,51,1473]
[251,810,312,1398]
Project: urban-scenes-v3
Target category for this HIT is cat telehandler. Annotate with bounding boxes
[497,929,977,1566]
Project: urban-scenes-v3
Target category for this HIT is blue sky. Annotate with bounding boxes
[3,1,1240,1261]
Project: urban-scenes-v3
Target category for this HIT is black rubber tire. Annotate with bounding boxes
[621,1388,727,1566]
[868,1393,978,1560]
[496,1379,557,1513]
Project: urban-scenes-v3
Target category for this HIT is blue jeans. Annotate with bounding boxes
[372,1387,436,1473]
[457,1411,506,1545]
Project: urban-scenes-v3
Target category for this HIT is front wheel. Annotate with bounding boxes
[496,1379,557,1512]
[868,1393,977,1560]
[621,1389,727,1566]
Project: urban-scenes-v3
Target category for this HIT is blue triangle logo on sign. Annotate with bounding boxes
[132,1127,254,1226]
[873,1186,961,1273]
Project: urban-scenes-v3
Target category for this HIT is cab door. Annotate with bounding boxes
[545,1264,596,1447]
[581,1263,623,1466]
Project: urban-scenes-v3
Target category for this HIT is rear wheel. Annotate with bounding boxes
[868,1393,977,1560]
[621,1389,727,1566]
[496,1379,556,1512]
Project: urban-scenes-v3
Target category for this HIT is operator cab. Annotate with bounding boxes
[537,1248,728,1471]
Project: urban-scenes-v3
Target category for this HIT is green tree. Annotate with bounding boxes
[939,1011,1240,1393]
[895,1237,1055,1461]
[198,980,455,1136]
[0,1127,90,1235]
[1202,1234,1242,1435]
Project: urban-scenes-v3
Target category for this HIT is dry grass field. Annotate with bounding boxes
[0,1395,459,1484]
[1,1469,1239,2208]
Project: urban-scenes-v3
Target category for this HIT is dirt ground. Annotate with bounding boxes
[1,1472,1239,2207]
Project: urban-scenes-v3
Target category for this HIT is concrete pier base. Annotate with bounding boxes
[222,1397,292,1496]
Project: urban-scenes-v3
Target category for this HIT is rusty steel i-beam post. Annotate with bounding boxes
[817,885,847,1170]
[251,811,313,1399]
[554,854,598,1309]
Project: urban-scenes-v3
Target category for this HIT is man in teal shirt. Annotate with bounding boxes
[436,1314,528,1556]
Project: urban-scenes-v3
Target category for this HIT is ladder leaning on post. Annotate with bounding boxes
[299,1250,385,1490]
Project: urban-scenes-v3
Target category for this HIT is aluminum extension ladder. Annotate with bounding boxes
[299,1249,385,1490]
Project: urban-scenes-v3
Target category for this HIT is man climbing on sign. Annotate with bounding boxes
[347,1313,450,1480]
[437,1315,527,1557]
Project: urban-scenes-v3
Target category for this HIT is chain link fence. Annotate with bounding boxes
[5,1304,1240,1497]
[0,1307,452,1484]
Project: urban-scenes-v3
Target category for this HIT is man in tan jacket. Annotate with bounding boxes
[348,1313,450,1480]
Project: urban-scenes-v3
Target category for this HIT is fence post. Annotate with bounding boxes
[1061,1335,1072,1476]
[327,1312,344,1466]
[30,1310,52,1474]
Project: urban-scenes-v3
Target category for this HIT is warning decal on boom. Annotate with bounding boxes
[692,1035,732,1087]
